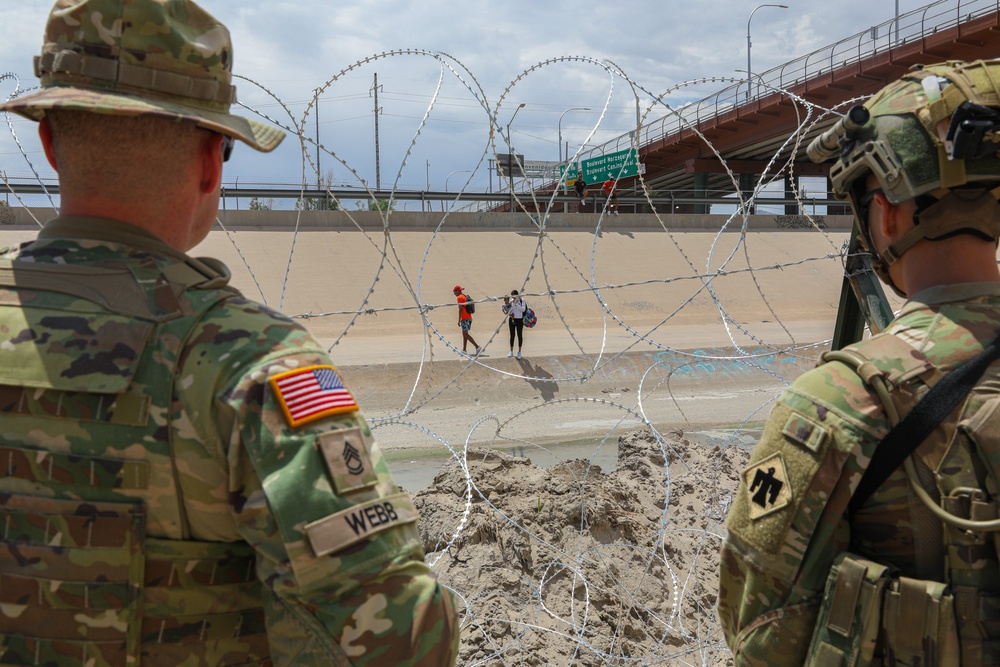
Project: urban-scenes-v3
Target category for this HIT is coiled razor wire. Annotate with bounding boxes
[1,52,865,665]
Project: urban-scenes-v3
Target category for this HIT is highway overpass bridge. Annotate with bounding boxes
[530,0,1000,215]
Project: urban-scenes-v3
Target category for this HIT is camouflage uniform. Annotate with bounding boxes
[718,282,1000,665]
[0,1,459,664]
[0,217,459,665]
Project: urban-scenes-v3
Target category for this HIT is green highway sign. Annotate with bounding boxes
[558,162,580,184]
[580,148,640,183]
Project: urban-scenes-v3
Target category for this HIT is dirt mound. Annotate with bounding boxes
[414,429,751,665]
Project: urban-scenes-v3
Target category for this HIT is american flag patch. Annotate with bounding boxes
[269,365,359,428]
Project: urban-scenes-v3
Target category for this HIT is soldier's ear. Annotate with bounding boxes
[198,131,225,194]
[38,117,58,172]
[869,191,895,241]
[872,191,914,242]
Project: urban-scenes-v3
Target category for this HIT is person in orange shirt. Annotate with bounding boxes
[453,285,480,355]
[602,179,619,215]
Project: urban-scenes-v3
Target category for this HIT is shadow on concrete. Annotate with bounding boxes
[517,358,558,402]
[596,216,635,239]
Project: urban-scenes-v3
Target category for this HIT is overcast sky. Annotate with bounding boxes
[0,1,959,205]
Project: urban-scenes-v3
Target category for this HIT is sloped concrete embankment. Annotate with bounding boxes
[341,345,818,452]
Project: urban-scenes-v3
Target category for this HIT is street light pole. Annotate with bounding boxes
[558,106,590,164]
[894,0,899,45]
[444,170,471,212]
[746,3,787,102]
[445,169,472,192]
[506,103,525,211]
[505,103,526,154]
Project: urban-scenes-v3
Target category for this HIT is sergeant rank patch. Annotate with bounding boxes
[781,412,828,453]
[269,365,359,428]
[318,427,378,495]
[742,453,792,520]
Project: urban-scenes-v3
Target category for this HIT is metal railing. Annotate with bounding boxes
[0,178,845,215]
[581,0,999,162]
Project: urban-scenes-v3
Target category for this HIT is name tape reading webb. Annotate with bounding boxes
[305,492,419,557]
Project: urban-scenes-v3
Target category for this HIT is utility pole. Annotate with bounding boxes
[314,89,321,191]
[370,73,383,191]
[506,103,525,212]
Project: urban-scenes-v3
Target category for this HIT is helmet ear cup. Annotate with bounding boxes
[945,102,1000,161]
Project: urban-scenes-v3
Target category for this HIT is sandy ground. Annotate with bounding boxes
[415,429,750,665]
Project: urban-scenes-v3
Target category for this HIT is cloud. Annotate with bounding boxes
[0,0,951,192]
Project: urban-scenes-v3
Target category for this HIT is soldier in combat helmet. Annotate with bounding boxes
[0,1,459,665]
[719,59,1000,665]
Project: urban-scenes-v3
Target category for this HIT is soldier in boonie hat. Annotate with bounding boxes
[0,2,459,666]
[1,0,284,152]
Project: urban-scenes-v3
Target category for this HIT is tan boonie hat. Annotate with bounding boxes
[1,0,284,152]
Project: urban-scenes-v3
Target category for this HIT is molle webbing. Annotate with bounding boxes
[806,554,989,667]
[814,332,1000,665]
[0,494,145,666]
[0,253,268,665]
[954,586,1000,665]
[0,255,235,321]
[881,576,960,666]
[138,538,270,666]
[0,443,150,490]
[0,260,157,319]
[0,491,269,666]
[0,384,152,426]
[806,554,894,667]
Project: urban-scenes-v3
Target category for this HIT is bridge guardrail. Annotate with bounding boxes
[582,0,999,162]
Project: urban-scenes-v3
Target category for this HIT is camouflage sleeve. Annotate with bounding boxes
[717,362,884,666]
[176,296,459,666]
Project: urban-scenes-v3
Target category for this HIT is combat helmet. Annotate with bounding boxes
[808,59,1000,294]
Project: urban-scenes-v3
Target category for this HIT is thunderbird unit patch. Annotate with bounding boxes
[269,365,359,428]
[743,453,792,520]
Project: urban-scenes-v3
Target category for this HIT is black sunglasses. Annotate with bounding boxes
[221,134,234,162]
[854,188,884,226]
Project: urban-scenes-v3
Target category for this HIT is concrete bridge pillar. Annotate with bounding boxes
[739,172,756,214]
[693,173,709,214]
[826,177,851,215]
[784,174,799,215]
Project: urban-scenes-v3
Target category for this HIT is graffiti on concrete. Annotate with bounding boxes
[623,300,661,312]
[773,215,827,229]
[653,347,802,380]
